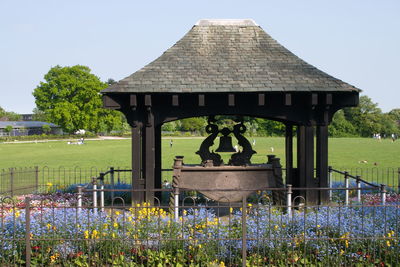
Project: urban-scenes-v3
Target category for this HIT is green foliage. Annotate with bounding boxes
[330,95,400,137]
[179,117,206,134]
[0,106,21,121]
[329,110,357,137]
[32,107,48,122]
[41,124,51,134]
[33,65,123,134]
[4,125,13,135]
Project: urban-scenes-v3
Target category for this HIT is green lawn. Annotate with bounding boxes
[1,137,399,169]
[0,137,399,191]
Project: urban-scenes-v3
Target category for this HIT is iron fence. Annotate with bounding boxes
[1,187,399,266]
[1,166,399,197]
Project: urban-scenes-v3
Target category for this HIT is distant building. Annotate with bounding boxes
[0,121,62,136]
[21,114,33,121]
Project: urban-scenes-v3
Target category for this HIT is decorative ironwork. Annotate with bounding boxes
[196,116,223,166]
[196,117,256,166]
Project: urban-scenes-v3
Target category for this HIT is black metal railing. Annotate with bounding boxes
[1,187,399,266]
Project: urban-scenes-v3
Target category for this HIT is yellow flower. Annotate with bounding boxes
[274,225,279,230]
[46,182,53,187]
[91,229,99,239]
[317,225,321,228]
[113,222,119,228]
[115,211,121,216]
[84,230,89,239]
[219,261,225,267]
[14,210,21,218]
[340,249,345,255]
[386,241,391,247]
[229,207,233,213]
[50,253,60,263]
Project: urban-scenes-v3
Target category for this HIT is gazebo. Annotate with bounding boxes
[102,19,359,204]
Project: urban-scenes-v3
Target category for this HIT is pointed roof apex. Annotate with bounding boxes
[195,19,258,26]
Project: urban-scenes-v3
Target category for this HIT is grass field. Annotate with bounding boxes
[0,137,399,192]
[0,137,399,170]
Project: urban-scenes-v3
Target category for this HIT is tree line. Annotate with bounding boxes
[2,65,399,138]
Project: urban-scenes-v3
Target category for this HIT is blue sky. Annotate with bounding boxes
[1,0,399,113]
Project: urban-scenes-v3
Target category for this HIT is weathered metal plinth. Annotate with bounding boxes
[171,155,284,203]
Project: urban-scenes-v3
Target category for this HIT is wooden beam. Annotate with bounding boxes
[144,108,155,204]
[228,94,235,106]
[258,93,265,106]
[316,125,329,203]
[326,94,332,105]
[285,124,293,185]
[103,95,120,109]
[131,122,143,203]
[285,94,292,106]
[172,95,179,106]
[198,94,205,106]
[145,95,152,106]
[311,93,318,106]
[297,125,317,203]
[154,124,162,202]
[130,94,137,107]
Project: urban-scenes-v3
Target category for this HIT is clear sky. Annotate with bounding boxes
[1,0,399,114]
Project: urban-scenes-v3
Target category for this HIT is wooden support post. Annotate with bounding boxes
[144,103,155,204]
[132,122,143,204]
[316,125,329,203]
[297,125,317,204]
[285,124,293,185]
[154,124,162,203]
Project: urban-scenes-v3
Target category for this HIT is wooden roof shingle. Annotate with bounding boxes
[102,19,360,94]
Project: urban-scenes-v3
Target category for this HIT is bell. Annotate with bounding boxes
[216,135,236,152]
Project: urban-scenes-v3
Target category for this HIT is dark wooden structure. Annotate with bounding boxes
[102,19,359,204]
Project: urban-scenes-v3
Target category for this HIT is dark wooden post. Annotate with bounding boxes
[131,122,143,204]
[297,125,317,203]
[154,124,162,202]
[285,124,293,185]
[316,125,329,203]
[144,95,155,204]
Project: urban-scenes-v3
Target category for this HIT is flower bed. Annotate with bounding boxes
[1,194,399,266]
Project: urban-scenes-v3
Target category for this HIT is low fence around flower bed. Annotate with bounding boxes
[1,188,400,266]
[1,166,400,198]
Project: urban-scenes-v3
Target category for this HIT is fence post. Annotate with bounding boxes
[34,166,39,193]
[25,197,31,267]
[77,186,83,210]
[287,184,292,217]
[344,171,349,206]
[110,167,115,201]
[100,183,104,212]
[174,187,180,221]
[328,166,333,201]
[356,176,361,202]
[398,168,400,194]
[242,195,247,267]
[92,177,97,213]
[10,168,14,197]
[381,184,386,205]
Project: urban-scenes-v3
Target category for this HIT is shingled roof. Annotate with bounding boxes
[103,19,360,94]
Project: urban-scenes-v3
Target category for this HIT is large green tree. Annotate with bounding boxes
[33,65,122,134]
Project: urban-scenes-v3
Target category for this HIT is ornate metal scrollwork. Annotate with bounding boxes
[196,116,223,166]
[228,122,256,166]
[196,116,256,166]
